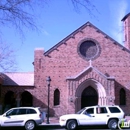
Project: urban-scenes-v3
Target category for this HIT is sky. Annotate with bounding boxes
[1,0,130,72]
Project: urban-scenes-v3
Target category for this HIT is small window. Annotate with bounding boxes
[108,107,121,113]
[54,89,60,106]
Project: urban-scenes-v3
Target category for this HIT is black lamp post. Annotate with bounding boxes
[46,76,51,124]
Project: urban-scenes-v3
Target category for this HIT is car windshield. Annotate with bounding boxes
[76,108,86,114]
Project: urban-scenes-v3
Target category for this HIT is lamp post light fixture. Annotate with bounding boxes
[46,76,51,124]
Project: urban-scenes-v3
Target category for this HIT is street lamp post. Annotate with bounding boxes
[46,76,51,124]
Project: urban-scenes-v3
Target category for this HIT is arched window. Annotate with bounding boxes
[120,88,126,105]
[54,89,60,106]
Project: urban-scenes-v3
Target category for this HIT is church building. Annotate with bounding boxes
[0,13,130,117]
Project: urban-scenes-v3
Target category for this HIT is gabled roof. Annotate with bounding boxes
[66,61,115,80]
[44,21,130,56]
[121,13,130,21]
[2,72,34,86]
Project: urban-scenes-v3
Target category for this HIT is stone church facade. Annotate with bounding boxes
[0,13,130,116]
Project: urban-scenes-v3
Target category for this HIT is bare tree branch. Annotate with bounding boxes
[0,0,97,72]
[71,0,98,16]
[0,41,17,72]
[0,0,38,33]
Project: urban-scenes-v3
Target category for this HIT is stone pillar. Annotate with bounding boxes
[107,79,115,105]
[67,80,77,114]
[15,92,21,107]
[75,97,81,112]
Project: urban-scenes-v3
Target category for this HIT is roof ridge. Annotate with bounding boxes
[44,21,91,55]
[44,21,130,56]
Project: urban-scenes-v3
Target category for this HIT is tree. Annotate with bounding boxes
[71,0,96,14]
[0,0,39,36]
[0,0,96,34]
[0,41,17,72]
[0,0,96,72]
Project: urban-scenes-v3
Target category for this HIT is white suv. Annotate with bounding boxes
[0,107,43,130]
[59,105,125,130]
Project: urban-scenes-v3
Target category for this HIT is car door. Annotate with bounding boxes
[93,107,109,125]
[79,107,97,125]
[26,108,38,120]
[1,109,20,126]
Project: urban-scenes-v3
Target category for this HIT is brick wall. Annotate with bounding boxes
[123,14,130,49]
[34,22,130,116]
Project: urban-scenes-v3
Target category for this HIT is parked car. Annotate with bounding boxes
[59,105,125,130]
[0,107,43,130]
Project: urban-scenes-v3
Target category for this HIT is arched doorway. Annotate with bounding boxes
[4,91,16,112]
[81,86,98,108]
[21,91,33,106]
[75,79,106,112]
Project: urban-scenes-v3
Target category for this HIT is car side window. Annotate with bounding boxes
[29,109,37,114]
[96,107,107,114]
[85,108,94,114]
[19,109,26,114]
[26,109,36,114]
[6,109,18,116]
[108,107,121,113]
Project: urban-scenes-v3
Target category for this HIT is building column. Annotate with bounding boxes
[107,79,115,105]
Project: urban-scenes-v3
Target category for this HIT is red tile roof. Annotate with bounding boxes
[3,72,34,86]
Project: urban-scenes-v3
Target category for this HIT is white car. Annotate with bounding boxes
[0,107,43,130]
[59,105,125,130]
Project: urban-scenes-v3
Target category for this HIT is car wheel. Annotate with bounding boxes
[108,119,118,129]
[25,120,36,130]
[66,120,77,130]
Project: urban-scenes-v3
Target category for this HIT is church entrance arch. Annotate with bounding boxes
[75,79,106,112]
[21,91,33,106]
[81,86,98,108]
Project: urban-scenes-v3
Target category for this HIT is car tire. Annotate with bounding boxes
[25,120,36,130]
[108,119,118,129]
[66,120,77,130]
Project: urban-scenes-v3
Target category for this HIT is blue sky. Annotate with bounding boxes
[1,0,130,72]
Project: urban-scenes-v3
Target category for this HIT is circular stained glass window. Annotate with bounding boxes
[78,39,101,60]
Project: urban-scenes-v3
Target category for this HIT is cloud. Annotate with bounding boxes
[109,0,128,45]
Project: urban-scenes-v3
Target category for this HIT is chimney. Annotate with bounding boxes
[34,48,44,71]
[121,13,130,50]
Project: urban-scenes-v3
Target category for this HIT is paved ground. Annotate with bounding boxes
[42,117,59,124]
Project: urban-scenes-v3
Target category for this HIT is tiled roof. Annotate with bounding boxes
[2,72,34,86]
